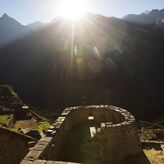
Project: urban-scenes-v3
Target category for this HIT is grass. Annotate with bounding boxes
[37,121,50,131]
[10,128,19,132]
[0,115,13,125]
[144,148,164,164]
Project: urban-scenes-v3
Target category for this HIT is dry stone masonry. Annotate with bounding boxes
[21,105,141,163]
[0,126,37,164]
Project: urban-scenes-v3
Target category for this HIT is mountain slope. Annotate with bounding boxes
[123,9,164,24]
[27,21,46,31]
[0,13,164,120]
[0,14,29,47]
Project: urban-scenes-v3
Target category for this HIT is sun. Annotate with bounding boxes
[59,0,89,21]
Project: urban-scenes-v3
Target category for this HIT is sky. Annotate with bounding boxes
[0,0,164,25]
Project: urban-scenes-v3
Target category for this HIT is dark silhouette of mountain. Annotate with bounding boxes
[0,13,164,120]
[123,9,164,25]
[0,13,31,47]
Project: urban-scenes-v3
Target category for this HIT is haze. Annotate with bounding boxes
[0,0,164,25]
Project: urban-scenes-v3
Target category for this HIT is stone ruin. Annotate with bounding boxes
[0,126,37,164]
[21,105,141,164]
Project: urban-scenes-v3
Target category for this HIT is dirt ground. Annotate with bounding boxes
[14,118,37,129]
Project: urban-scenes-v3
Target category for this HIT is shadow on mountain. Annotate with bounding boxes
[0,13,164,121]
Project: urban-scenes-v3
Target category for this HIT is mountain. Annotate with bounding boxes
[0,12,164,120]
[0,13,30,47]
[27,21,46,31]
[123,9,164,25]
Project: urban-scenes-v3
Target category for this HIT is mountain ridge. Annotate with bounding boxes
[123,9,164,25]
[0,13,46,47]
[0,13,29,47]
[0,9,164,47]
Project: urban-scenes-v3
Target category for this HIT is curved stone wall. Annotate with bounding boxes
[21,105,141,163]
[60,105,141,162]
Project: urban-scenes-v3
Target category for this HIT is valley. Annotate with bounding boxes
[0,6,164,163]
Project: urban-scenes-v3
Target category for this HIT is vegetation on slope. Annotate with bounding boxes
[0,114,13,126]
[0,84,49,130]
[0,85,23,107]
[37,121,50,131]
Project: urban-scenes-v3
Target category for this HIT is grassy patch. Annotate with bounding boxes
[37,121,50,131]
[144,149,164,163]
[10,128,19,132]
[0,115,13,125]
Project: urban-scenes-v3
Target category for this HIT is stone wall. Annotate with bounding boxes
[97,107,141,162]
[0,126,36,164]
[21,105,141,163]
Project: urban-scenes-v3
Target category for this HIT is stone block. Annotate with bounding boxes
[20,159,33,164]
[33,160,47,164]
[32,144,47,151]
[40,137,53,142]
[25,150,42,161]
